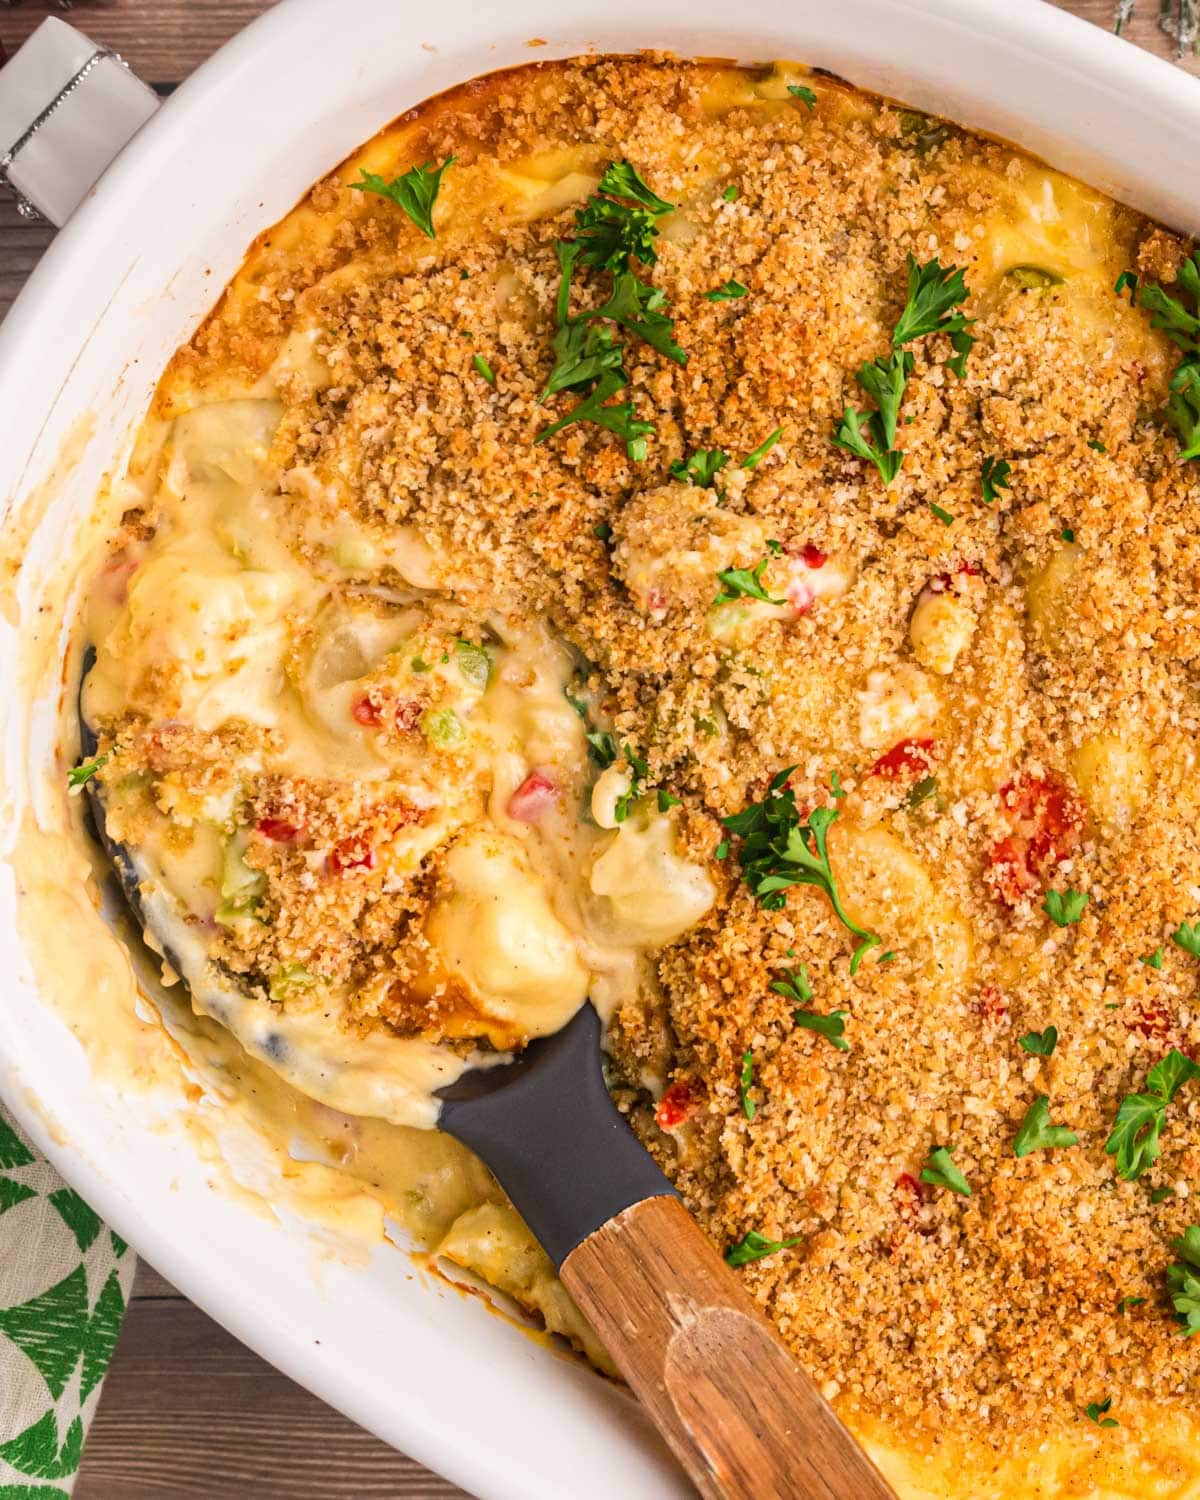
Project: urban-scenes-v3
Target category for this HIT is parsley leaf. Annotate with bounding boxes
[981,455,1012,504]
[725,1229,801,1267]
[741,426,784,470]
[739,1050,757,1120]
[787,84,817,109]
[771,963,813,1005]
[1167,1225,1200,1336]
[713,556,786,608]
[929,503,954,526]
[351,157,455,239]
[1013,1094,1079,1157]
[1043,888,1088,927]
[920,1144,972,1197]
[722,184,739,202]
[1117,1296,1146,1313]
[595,158,673,215]
[670,448,730,487]
[1141,947,1165,970]
[1172,921,1200,958]
[657,788,681,812]
[892,253,974,352]
[834,405,903,485]
[772,964,850,1051]
[535,368,655,459]
[1019,1026,1059,1057]
[906,775,939,810]
[1166,359,1200,461]
[573,161,673,272]
[1115,270,1139,303]
[723,771,881,969]
[705,279,748,302]
[1126,256,1200,460]
[67,752,109,791]
[1085,1398,1119,1429]
[856,350,913,451]
[565,684,618,767]
[472,354,496,385]
[1106,1049,1200,1180]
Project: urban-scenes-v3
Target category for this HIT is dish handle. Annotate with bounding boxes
[0,17,159,227]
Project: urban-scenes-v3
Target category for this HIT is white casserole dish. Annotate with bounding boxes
[1,2,1198,1495]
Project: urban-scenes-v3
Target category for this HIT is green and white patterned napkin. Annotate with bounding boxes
[0,1103,133,1498]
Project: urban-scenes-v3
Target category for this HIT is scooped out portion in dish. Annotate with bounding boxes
[70,51,1200,1500]
[80,400,715,1124]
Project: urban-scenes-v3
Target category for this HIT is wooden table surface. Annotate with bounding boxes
[0,1,1191,1495]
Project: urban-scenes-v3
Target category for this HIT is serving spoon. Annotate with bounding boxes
[78,674,896,1500]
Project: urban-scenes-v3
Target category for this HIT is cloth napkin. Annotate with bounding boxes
[0,1103,133,1498]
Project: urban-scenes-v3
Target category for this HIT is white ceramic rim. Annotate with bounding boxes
[1,3,1199,1495]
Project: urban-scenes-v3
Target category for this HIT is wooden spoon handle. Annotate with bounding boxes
[560,1196,897,1500]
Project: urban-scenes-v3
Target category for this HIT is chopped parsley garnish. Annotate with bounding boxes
[671,447,730,487]
[905,775,938,810]
[657,788,681,812]
[565,683,618,767]
[1172,920,1200,958]
[834,255,973,484]
[1115,269,1139,303]
[772,964,850,1050]
[1141,947,1165,970]
[1106,1048,1200,1181]
[713,556,786,607]
[1124,255,1200,459]
[725,1229,801,1267]
[892,254,976,365]
[592,522,612,540]
[535,369,655,460]
[1152,1185,1174,1204]
[771,962,813,1004]
[1061,527,1075,543]
[67,753,109,791]
[1043,888,1088,927]
[929,503,954,526]
[741,426,784,470]
[1085,1398,1119,1429]
[536,163,683,457]
[1019,1026,1059,1057]
[723,770,881,971]
[613,741,651,823]
[1088,439,1108,453]
[920,1144,971,1197]
[1167,1225,1200,1335]
[722,184,739,202]
[739,1050,757,1120]
[472,354,496,386]
[1117,1296,1146,1313]
[834,405,903,484]
[705,279,748,302]
[981,455,1012,504]
[1013,1095,1079,1158]
[786,84,817,109]
[351,157,455,238]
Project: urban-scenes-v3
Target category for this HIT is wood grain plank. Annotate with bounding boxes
[1046,0,1200,73]
[130,1261,181,1300]
[0,1,275,83]
[74,1297,474,1499]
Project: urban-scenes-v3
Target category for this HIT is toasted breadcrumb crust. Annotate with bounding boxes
[111,56,1200,1446]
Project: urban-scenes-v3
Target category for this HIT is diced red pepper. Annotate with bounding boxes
[330,838,376,875]
[352,696,382,727]
[987,774,1085,907]
[655,1081,693,1131]
[506,770,558,822]
[976,983,1009,1026]
[871,738,938,780]
[1127,999,1173,1045]
[257,817,303,843]
[799,543,827,569]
